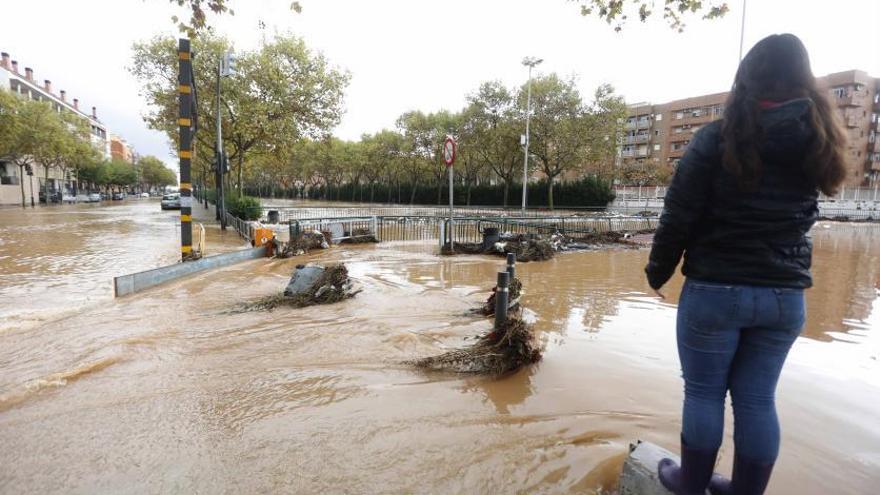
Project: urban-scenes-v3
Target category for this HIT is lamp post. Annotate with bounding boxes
[521,56,543,214]
[738,0,748,62]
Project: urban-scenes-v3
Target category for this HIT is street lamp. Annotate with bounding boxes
[521,56,543,214]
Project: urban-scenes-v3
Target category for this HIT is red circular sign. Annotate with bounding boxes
[443,137,456,166]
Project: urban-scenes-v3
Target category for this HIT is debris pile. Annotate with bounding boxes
[277,231,329,258]
[406,316,541,375]
[235,263,360,312]
[443,229,655,261]
[340,227,379,244]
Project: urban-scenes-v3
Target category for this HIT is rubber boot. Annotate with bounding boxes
[708,454,775,495]
[658,435,718,495]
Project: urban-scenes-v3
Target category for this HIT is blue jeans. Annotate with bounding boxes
[676,279,805,463]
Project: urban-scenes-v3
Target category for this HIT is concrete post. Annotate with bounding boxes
[506,253,516,280]
[494,271,510,330]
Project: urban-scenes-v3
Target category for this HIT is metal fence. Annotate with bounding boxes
[286,214,659,246]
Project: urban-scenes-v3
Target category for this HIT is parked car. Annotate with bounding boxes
[161,193,181,210]
[140,192,150,198]
[112,192,125,201]
[88,193,101,203]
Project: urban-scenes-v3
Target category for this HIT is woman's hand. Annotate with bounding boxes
[653,288,666,300]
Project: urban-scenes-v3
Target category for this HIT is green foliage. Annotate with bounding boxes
[226,193,262,220]
[303,176,615,208]
[575,0,730,32]
[165,0,302,37]
[129,32,349,191]
[138,156,178,190]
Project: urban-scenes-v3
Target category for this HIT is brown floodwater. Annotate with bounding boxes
[0,203,878,494]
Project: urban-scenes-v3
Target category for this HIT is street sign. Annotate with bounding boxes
[443,136,456,167]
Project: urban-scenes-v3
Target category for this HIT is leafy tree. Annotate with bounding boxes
[467,82,524,207]
[138,155,178,192]
[130,33,348,193]
[574,0,729,31]
[524,75,625,209]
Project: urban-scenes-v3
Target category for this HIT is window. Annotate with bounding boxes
[654,144,661,151]
[655,130,661,136]
[655,113,663,121]
[675,111,684,120]
[831,87,846,98]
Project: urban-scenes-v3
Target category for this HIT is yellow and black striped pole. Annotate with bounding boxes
[178,39,194,261]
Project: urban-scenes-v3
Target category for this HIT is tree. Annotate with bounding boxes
[138,156,177,192]
[2,99,60,207]
[574,0,729,31]
[467,82,524,207]
[129,32,348,193]
[523,75,625,209]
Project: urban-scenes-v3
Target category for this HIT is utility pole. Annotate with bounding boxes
[178,39,195,261]
[521,56,543,214]
[738,0,748,62]
[215,51,236,229]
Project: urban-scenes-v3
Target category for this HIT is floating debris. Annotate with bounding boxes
[234,264,360,312]
[406,316,541,375]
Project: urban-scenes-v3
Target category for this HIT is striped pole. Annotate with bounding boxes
[178,39,194,260]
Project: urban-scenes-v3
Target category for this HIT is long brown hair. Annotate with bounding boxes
[722,33,848,195]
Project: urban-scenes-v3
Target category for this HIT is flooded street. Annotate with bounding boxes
[0,203,878,494]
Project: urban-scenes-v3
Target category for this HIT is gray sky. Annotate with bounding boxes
[2,0,878,170]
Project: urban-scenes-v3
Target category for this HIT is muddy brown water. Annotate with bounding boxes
[0,203,878,494]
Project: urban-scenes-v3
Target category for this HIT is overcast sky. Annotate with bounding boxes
[2,0,878,171]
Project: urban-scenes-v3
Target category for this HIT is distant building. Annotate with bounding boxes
[0,51,115,205]
[621,70,880,186]
[110,135,135,164]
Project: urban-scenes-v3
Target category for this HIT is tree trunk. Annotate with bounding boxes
[466,181,472,206]
[43,165,50,205]
[370,183,375,203]
[548,176,555,210]
[18,164,26,208]
[502,181,509,208]
[409,181,418,205]
[237,154,243,193]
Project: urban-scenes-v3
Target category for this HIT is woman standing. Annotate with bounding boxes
[645,34,848,495]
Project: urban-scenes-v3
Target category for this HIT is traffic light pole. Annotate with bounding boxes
[215,56,226,229]
[178,39,195,260]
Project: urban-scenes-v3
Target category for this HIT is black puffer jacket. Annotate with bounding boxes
[645,98,820,290]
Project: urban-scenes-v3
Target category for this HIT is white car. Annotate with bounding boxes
[161,193,181,210]
[140,192,150,198]
[87,193,101,203]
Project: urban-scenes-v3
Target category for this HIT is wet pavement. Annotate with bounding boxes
[0,202,877,494]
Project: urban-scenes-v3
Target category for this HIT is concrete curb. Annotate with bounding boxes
[619,441,677,495]
[114,246,266,297]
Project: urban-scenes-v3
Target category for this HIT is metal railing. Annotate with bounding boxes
[285,213,659,246]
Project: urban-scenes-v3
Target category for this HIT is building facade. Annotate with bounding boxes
[0,51,113,205]
[621,70,880,186]
[110,135,135,164]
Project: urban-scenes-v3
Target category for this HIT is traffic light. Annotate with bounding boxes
[221,52,236,77]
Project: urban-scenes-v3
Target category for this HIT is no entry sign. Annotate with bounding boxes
[443,136,456,166]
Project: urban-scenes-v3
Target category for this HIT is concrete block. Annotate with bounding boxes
[619,441,677,495]
[284,265,324,296]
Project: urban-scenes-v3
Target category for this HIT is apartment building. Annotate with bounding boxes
[622,70,880,186]
[0,51,113,205]
[110,135,136,164]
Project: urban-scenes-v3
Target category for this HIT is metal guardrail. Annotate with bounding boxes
[282,213,659,246]
[259,205,616,223]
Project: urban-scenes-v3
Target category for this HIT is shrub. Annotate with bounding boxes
[226,194,262,220]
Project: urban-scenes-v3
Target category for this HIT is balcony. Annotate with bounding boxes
[836,92,868,107]
[870,140,879,153]
[621,150,635,158]
[624,134,650,144]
